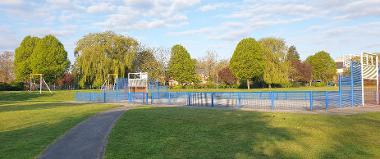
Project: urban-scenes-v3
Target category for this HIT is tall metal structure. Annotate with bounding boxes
[360,52,379,105]
[29,74,52,94]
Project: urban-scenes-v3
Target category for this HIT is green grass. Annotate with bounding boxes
[0,91,118,159]
[170,86,338,92]
[105,107,380,159]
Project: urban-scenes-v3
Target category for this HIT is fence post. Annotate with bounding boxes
[309,91,313,111]
[350,63,355,107]
[271,92,275,110]
[339,74,342,108]
[237,93,241,108]
[211,93,214,107]
[146,92,149,105]
[325,91,329,112]
[151,92,154,104]
[103,90,106,103]
[168,92,171,105]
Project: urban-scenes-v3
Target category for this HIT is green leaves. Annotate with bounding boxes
[31,35,70,83]
[230,38,266,86]
[306,51,336,83]
[168,45,197,84]
[74,31,138,87]
[14,35,69,83]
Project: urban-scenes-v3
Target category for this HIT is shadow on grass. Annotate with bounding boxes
[105,107,303,158]
[0,91,55,102]
[0,102,84,113]
[0,114,92,159]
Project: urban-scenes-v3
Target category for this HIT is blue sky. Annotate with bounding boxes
[1,0,380,62]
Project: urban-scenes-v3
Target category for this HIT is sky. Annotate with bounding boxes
[1,0,380,63]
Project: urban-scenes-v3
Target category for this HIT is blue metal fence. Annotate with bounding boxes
[75,61,366,112]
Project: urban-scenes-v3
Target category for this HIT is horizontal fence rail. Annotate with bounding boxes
[75,90,363,112]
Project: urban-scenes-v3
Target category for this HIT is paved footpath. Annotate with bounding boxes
[39,107,127,159]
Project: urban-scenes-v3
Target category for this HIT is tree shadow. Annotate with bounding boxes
[0,114,92,159]
[0,91,55,102]
[106,107,305,159]
[0,102,84,113]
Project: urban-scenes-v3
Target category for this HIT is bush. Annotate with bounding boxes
[314,82,326,87]
[0,82,24,91]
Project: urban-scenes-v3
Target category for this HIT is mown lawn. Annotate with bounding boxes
[170,86,338,92]
[0,91,118,159]
[105,107,380,159]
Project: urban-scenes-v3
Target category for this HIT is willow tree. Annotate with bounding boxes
[74,31,138,87]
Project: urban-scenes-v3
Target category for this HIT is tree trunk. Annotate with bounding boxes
[269,84,272,88]
[247,79,250,89]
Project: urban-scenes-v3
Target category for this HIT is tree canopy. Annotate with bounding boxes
[134,48,161,81]
[230,38,266,89]
[259,37,289,88]
[31,35,70,83]
[306,51,336,83]
[14,36,40,82]
[74,31,138,87]
[286,45,300,62]
[0,51,15,83]
[168,44,197,84]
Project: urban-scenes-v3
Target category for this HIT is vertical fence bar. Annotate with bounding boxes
[168,92,171,105]
[350,62,355,107]
[103,90,106,103]
[151,92,154,104]
[237,93,241,108]
[325,91,329,112]
[211,93,214,107]
[339,74,342,108]
[309,91,313,111]
[271,92,275,110]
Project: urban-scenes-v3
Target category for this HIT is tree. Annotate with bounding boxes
[230,38,266,89]
[196,50,218,82]
[0,51,15,83]
[74,31,138,87]
[306,51,336,83]
[168,44,197,84]
[259,37,289,88]
[30,35,70,83]
[134,48,161,81]
[14,36,40,82]
[218,66,237,85]
[286,45,300,62]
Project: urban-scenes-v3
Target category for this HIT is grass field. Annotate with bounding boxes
[170,86,338,92]
[0,91,118,159]
[105,107,380,159]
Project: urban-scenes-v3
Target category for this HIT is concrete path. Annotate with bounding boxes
[39,107,127,159]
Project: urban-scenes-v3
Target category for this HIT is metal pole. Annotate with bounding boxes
[39,74,42,94]
[361,53,365,106]
[376,55,379,104]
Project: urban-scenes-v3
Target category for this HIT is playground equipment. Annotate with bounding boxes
[29,74,52,94]
[128,72,148,93]
[76,53,380,111]
[102,74,118,91]
[361,52,379,105]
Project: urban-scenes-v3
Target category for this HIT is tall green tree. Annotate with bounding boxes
[168,44,197,84]
[74,31,138,87]
[14,36,40,81]
[230,38,266,89]
[134,48,161,81]
[306,51,336,83]
[286,45,300,62]
[31,35,70,83]
[259,37,289,88]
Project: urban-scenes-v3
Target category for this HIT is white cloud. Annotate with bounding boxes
[199,2,232,12]
[0,0,22,5]
[87,3,114,13]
